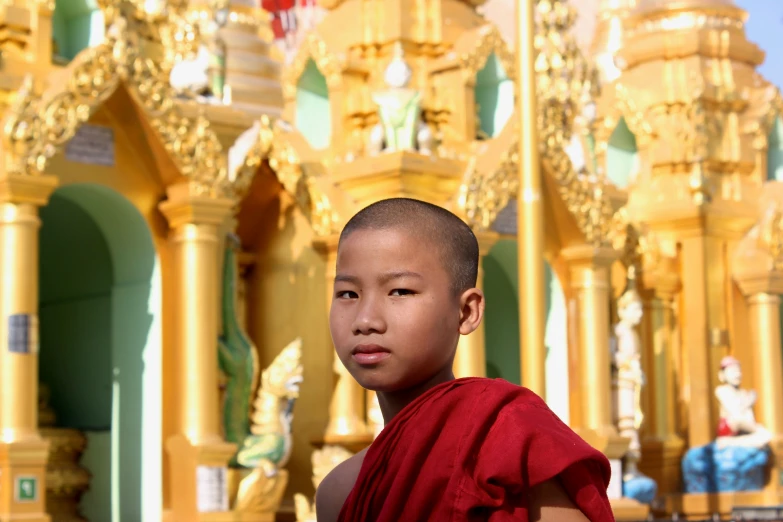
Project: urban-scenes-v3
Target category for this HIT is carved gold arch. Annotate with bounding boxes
[1,15,231,197]
[233,117,339,236]
[459,25,516,83]
[282,32,344,102]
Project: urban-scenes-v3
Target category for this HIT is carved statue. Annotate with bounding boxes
[682,355,771,494]
[368,42,434,156]
[611,269,645,478]
[715,356,771,450]
[611,267,657,504]
[218,235,304,514]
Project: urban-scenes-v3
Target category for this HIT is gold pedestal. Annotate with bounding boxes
[639,436,686,496]
[0,440,51,522]
[166,434,238,522]
[611,497,650,521]
[662,491,772,521]
[330,151,465,209]
[41,428,89,522]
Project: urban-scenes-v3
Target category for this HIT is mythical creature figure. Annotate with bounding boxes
[218,234,303,513]
[368,42,434,156]
[715,356,770,450]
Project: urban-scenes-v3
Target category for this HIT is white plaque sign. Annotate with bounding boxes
[196,466,228,513]
[607,458,623,500]
[65,124,115,167]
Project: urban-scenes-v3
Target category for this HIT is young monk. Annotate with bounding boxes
[316,198,615,522]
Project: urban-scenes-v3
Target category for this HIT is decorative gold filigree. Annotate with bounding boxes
[461,136,519,231]
[282,32,344,100]
[534,0,615,247]
[459,25,516,82]
[757,202,783,271]
[1,0,234,197]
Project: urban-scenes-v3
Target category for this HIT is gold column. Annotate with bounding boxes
[563,245,628,457]
[735,275,783,499]
[453,232,498,379]
[516,0,546,398]
[314,236,371,452]
[640,267,685,495]
[0,173,57,522]
[159,182,237,521]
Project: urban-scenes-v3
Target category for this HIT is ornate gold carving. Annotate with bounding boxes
[461,137,519,231]
[1,1,234,197]
[233,117,339,236]
[534,0,615,247]
[756,202,783,272]
[459,25,515,81]
[282,32,343,100]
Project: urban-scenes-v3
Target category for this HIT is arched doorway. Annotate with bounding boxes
[482,238,570,422]
[474,53,514,139]
[38,183,162,521]
[295,59,331,150]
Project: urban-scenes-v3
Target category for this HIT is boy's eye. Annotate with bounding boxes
[335,290,358,299]
[390,289,414,297]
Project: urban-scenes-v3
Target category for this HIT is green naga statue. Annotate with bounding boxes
[218,234,303,512]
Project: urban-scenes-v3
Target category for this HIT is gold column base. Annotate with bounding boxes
[639,435,686,496]
[611,497,650,521]
[0,439,50,522]
[661,491,778,521]
[166,434,238,522]
[574,427,630,460]
[314,434,373,455]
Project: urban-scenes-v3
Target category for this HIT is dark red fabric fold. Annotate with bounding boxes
[338,378,615,522]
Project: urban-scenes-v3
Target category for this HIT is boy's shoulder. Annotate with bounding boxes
[314,447,368,522]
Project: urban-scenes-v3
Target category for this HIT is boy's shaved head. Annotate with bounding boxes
[339,198,479,293]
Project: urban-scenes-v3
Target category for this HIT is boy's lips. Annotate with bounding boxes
[351,344,391,365]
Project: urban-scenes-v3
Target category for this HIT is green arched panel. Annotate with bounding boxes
[606,118,638,189]
[474,53,514,138]
[39,184,161,522]
[52,0,104,61]
[768,117,783,181]
[296,59,331,150]
[482,239,569,422]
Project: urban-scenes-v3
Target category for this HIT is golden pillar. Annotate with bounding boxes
[640,265,685,495]
[159,182,237,521]
[453,231,498,379]
[735,274,783,499]
[563,245,627,457]
[516,0,546,399]
[314,236,371,451]
[0,173,57,522]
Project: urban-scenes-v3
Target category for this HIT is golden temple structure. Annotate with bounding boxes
[0,0,780,520]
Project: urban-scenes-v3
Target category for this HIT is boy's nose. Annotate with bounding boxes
[351,299,386,335]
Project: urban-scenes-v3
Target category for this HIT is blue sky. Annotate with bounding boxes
[740,0,783,89]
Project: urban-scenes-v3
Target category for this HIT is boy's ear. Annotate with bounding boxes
[458,288,485,335]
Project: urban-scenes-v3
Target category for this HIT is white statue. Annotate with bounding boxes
[611,268,645,480]
[715,356,770,450]
[170,6,229,102]
[368,42,434,156]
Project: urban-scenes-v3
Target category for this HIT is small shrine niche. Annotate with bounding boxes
[474,53,513,140]
[52,0,106,63]
[606,117,639,189]
[767,117,783,181]
[295,59,332,150]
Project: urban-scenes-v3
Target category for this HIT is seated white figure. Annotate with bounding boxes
[715,356,770,450]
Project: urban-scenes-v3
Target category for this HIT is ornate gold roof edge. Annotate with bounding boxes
[282,32,345,101]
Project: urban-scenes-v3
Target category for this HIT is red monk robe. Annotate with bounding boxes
[338,378,615,522]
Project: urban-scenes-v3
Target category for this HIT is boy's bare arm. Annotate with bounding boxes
[528,479,591,522]
[315,450,367,522]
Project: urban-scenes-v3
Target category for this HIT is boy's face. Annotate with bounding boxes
[330,228,466,392]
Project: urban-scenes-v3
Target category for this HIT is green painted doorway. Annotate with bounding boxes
[482,239,570,422]
[38,184,162,521]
